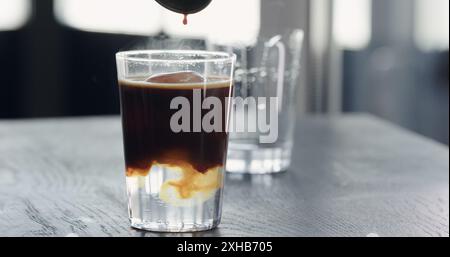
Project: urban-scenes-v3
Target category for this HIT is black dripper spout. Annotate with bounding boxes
[155,0,212,14]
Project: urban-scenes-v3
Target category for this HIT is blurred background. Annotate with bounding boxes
[0,0,448,144]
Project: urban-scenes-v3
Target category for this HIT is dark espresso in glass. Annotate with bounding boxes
[116,50,235,232]
[119,72,232,178]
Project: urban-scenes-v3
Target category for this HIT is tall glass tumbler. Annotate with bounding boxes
[210,29,304,174]
[116,50,235,232]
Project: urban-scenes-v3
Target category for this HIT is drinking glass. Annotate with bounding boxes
[116,50,235,232]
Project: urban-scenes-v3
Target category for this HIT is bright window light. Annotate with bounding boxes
[54,0,162,35]
[414,0,449,51]
[333,0,372,50]
[54,0,261,46]
[0,0,31,31]
[163,0,261,46]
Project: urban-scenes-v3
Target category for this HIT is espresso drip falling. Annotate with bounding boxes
[155,0,213,25]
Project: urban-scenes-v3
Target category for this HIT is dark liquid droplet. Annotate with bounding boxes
[183,14,188,25]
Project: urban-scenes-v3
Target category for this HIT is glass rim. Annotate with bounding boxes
[116,50,236,64]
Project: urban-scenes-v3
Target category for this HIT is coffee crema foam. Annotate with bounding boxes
[119,71,231,205]
[120,75,231,90]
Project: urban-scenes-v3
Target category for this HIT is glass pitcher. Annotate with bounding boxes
[209,29,304,174]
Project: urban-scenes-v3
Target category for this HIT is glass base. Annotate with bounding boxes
[226,144,292,174]
[130,218,220,233]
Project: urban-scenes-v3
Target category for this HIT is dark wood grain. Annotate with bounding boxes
[0,115,448,237]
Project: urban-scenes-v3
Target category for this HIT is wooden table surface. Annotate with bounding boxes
[0,114,448,237]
